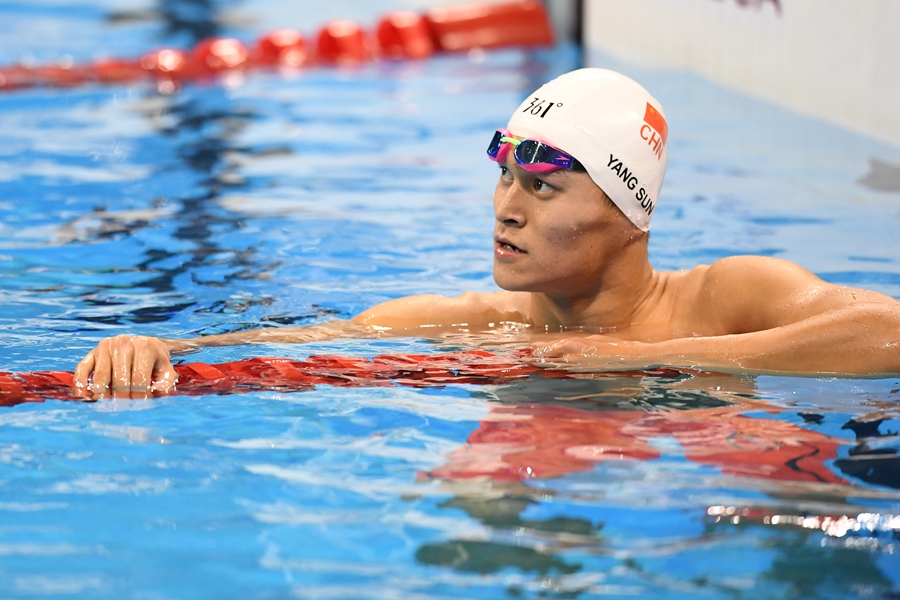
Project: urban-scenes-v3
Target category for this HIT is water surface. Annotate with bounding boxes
[0,1,899,598]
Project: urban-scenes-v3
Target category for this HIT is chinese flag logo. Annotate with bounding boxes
[643,103,668,144]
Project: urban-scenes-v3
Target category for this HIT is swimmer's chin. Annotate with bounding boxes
[492,269,542,292]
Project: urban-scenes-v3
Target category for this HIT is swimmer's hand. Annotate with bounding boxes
[530,335,654,370]
[73,335,192,398]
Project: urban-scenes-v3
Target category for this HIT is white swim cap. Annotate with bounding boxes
[507,68,668,232]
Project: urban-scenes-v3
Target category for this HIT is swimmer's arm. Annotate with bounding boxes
[538,256,900,375]
[158,319,369,350]
[646,302,900,375]
[161,291,525,348]
[167,290,526,347]
[353,291,530,333]
[72,323,367,394]
[74,291,529,391]
[686,256,900,373]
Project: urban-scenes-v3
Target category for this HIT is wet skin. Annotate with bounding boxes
[74,155,900,395]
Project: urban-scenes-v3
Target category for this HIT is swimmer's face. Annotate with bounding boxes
[492,155,640,296]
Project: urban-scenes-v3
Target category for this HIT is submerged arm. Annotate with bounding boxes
[161,319,370,351]
[73,320,368,394]
[73,291,527,392]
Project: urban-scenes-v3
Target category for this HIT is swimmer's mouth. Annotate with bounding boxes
[496,237,526,253]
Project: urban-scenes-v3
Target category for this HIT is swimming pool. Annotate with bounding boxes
[1,1,899,598]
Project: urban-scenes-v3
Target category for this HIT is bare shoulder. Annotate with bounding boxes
[700,254,895,304]
[690,256,824,332]
[702,255,821,288]
[687,255,896,333]
[353,291,530,332]
[690,256,823,311]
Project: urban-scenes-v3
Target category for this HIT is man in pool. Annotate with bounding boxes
[74,68,900,393]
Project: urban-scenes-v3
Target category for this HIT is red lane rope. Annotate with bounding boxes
[0,0,554,93]
[0,350,691,407]
[3,351,857,493]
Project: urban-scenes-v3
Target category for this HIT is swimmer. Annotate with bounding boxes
[74,68,900,393]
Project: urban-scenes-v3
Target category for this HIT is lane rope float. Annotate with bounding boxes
[0,0,554,93]
[0,350,693,407]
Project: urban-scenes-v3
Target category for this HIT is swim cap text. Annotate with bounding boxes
[608,154,655,217]
[522,97,563,119]
[641,103,668,161]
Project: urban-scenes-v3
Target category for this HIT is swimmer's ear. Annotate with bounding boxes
[597,187,649,239]
[598,188,616,211]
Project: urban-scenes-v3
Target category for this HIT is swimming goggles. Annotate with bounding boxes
[486,129,584,173]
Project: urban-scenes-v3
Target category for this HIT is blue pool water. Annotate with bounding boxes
[1,1,900,598]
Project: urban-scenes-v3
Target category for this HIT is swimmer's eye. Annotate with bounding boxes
[498,165,513,181]
[533,178,554,193]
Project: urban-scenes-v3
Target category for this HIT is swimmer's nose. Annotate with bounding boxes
[493,186,526,227]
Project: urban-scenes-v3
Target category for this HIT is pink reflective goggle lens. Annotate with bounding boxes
[486,129,583,173]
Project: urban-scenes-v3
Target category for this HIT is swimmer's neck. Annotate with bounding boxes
[528,259,662,331]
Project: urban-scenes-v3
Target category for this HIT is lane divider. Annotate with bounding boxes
[0,0,554,93]
[0,350,692,407]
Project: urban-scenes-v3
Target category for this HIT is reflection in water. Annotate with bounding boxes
[107,0,231,45]
[58,90,281,328]
[430,375,847,484]
[62,108,281,326]
[25,1,896,593]
[417,540,581,576]
[707,519,894,599]
[54,0,295,331]
[858,158,900,193]
[139,97,272,292]
[417,494,598,576]
[415,374,900,596]
[835,417,900,490]
[157,0,226,44]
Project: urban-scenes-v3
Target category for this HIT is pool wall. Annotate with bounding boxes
[583,0,900,148]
